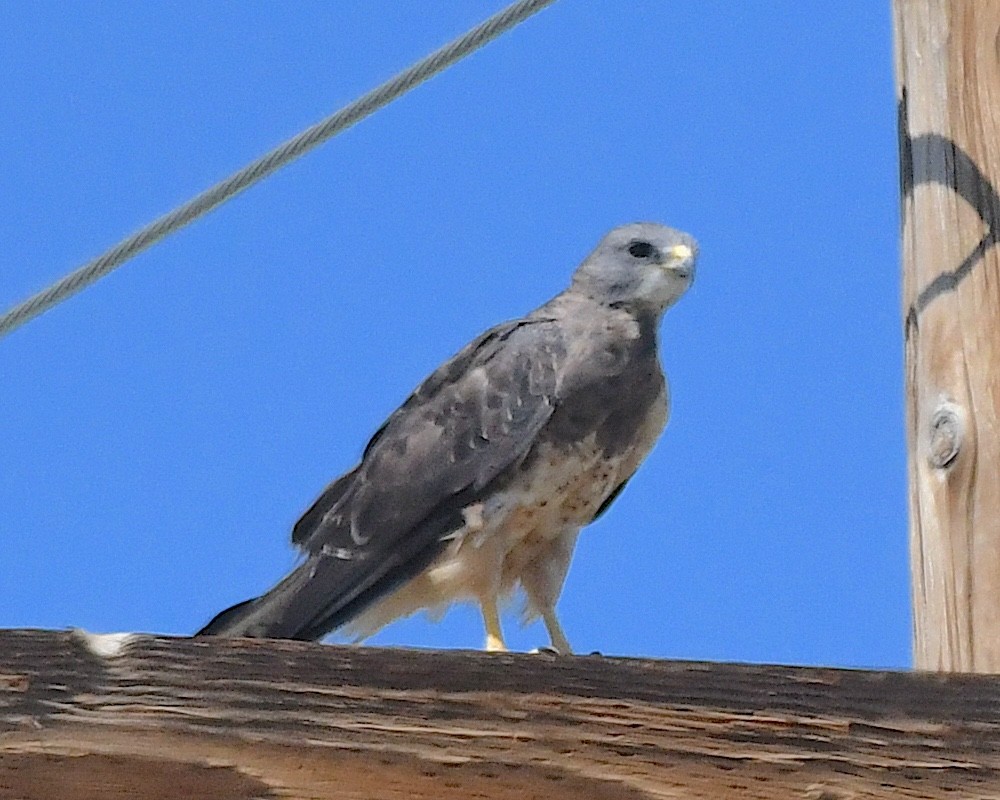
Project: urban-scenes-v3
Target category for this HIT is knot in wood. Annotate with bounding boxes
[928,403,963,469]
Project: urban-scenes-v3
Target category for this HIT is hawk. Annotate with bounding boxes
[198,222,697,653]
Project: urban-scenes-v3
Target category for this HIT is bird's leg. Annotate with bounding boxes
[541,606,573,655]
[520,530,578,655]
[481,596,507,652]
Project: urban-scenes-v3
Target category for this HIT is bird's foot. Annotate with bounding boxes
[481,597,508,652]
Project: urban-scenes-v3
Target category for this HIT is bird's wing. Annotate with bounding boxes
[294,316,562,548]
[202,315,568,639]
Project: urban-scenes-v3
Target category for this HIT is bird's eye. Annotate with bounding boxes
[628,241,655,259]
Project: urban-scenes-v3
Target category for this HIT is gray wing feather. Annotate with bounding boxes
[296,317,561,552]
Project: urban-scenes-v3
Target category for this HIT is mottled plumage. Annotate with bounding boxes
[198,223,697,652]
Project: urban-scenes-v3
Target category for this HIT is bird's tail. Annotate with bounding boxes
[195,534,447,640]
[195,556,355,640]
[195,597,260,636]
[197,507,455,640]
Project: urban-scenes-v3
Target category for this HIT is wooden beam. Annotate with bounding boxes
[2,630,1000,798]
[894,1,1000,671]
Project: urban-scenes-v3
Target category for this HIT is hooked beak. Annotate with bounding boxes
[662,242,696,281]
[668,243,693,261]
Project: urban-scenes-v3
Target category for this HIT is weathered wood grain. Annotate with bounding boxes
[895,0,1000,671]
[1,629,999,798]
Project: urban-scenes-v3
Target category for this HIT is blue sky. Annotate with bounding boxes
[1,2,904,667]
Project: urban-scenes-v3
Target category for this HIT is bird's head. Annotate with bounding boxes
[571,222,697,314]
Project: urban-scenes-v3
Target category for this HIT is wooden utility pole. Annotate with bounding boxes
[894,1,1000,671]
[3,630,1000,799]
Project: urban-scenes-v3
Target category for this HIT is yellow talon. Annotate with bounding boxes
[481,597,507,652]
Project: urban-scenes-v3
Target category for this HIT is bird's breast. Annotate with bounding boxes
[342,387,668,638]
[447,382,669,586]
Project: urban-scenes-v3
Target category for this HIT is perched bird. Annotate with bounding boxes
[198,222,697,653]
